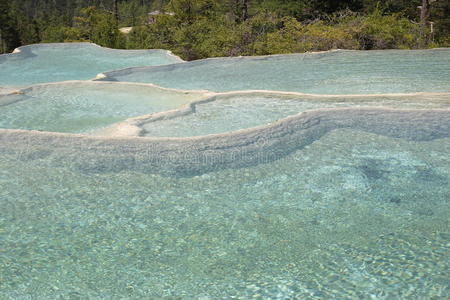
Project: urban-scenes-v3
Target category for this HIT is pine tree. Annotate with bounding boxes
[0,0,21,53]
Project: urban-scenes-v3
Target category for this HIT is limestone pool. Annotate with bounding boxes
[0,43,182,88]
[99,49,450,94]
[0,81,203,134]
[0,45,449,298]
[1,127,448,298]
[138,92,450,137]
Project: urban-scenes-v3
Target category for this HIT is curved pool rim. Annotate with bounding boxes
[1,80,448,176]
[0,42,184,62]
[95,47,450,92]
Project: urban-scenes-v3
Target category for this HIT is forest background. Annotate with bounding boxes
[0,0,449,60]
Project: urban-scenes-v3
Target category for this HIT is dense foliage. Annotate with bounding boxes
[1,0,449,59]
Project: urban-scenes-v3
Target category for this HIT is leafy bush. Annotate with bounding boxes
[255,18,358,55]
[127,15,176,50]
[344,10,421,50]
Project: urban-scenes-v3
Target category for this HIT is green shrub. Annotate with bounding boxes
[127,15,176,50]
[344,10,421,50]
[195,18,240,57]
[301,21,359,51]
[236,12,280,55]
[41,26,68,43]
[263,18,358,54]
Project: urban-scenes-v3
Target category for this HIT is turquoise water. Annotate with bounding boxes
[0,43,182,87]
[0,45,449,298]
[100,49,450,94]
[0,82,200,134]
[0,129,448,298]
[141,93,450,137]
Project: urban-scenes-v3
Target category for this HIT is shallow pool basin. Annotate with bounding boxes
[0,43,182,87]
[0,45,449,299]
[99,49,450,94]
[138,92,450,137]
[0,124,449,298]
[0,81,205,134]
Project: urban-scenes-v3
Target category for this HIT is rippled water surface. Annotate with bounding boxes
[0,46,449,299]
[100,49,450,94]
[0,43,182,87]
[0,82,200,133]
[142,93,450,137]
[0,129,449,298]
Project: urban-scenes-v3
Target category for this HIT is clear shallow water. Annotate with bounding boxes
[0,129,448,298]
[0,45,449,298]
[0,82,201,133]
[0,43,182,87]
[100,49,450,94]
[141,93,450,137]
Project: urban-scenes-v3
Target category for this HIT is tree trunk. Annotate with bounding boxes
[420,0,429,26]
[0,33,4,54]
[234,0,249,23]
[420,0,429,46]
[242,0,248,22]
[113,0,119,25]
[234,0,240,23]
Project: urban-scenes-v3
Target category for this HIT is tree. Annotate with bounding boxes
[419,0,444,45]
[0,0,21,53]
[113,0,119,25]
[430,0,450,44]
[74,6,122,48]
[1,0,449,56]
[234,0,249,23]
[420,0,430,42]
